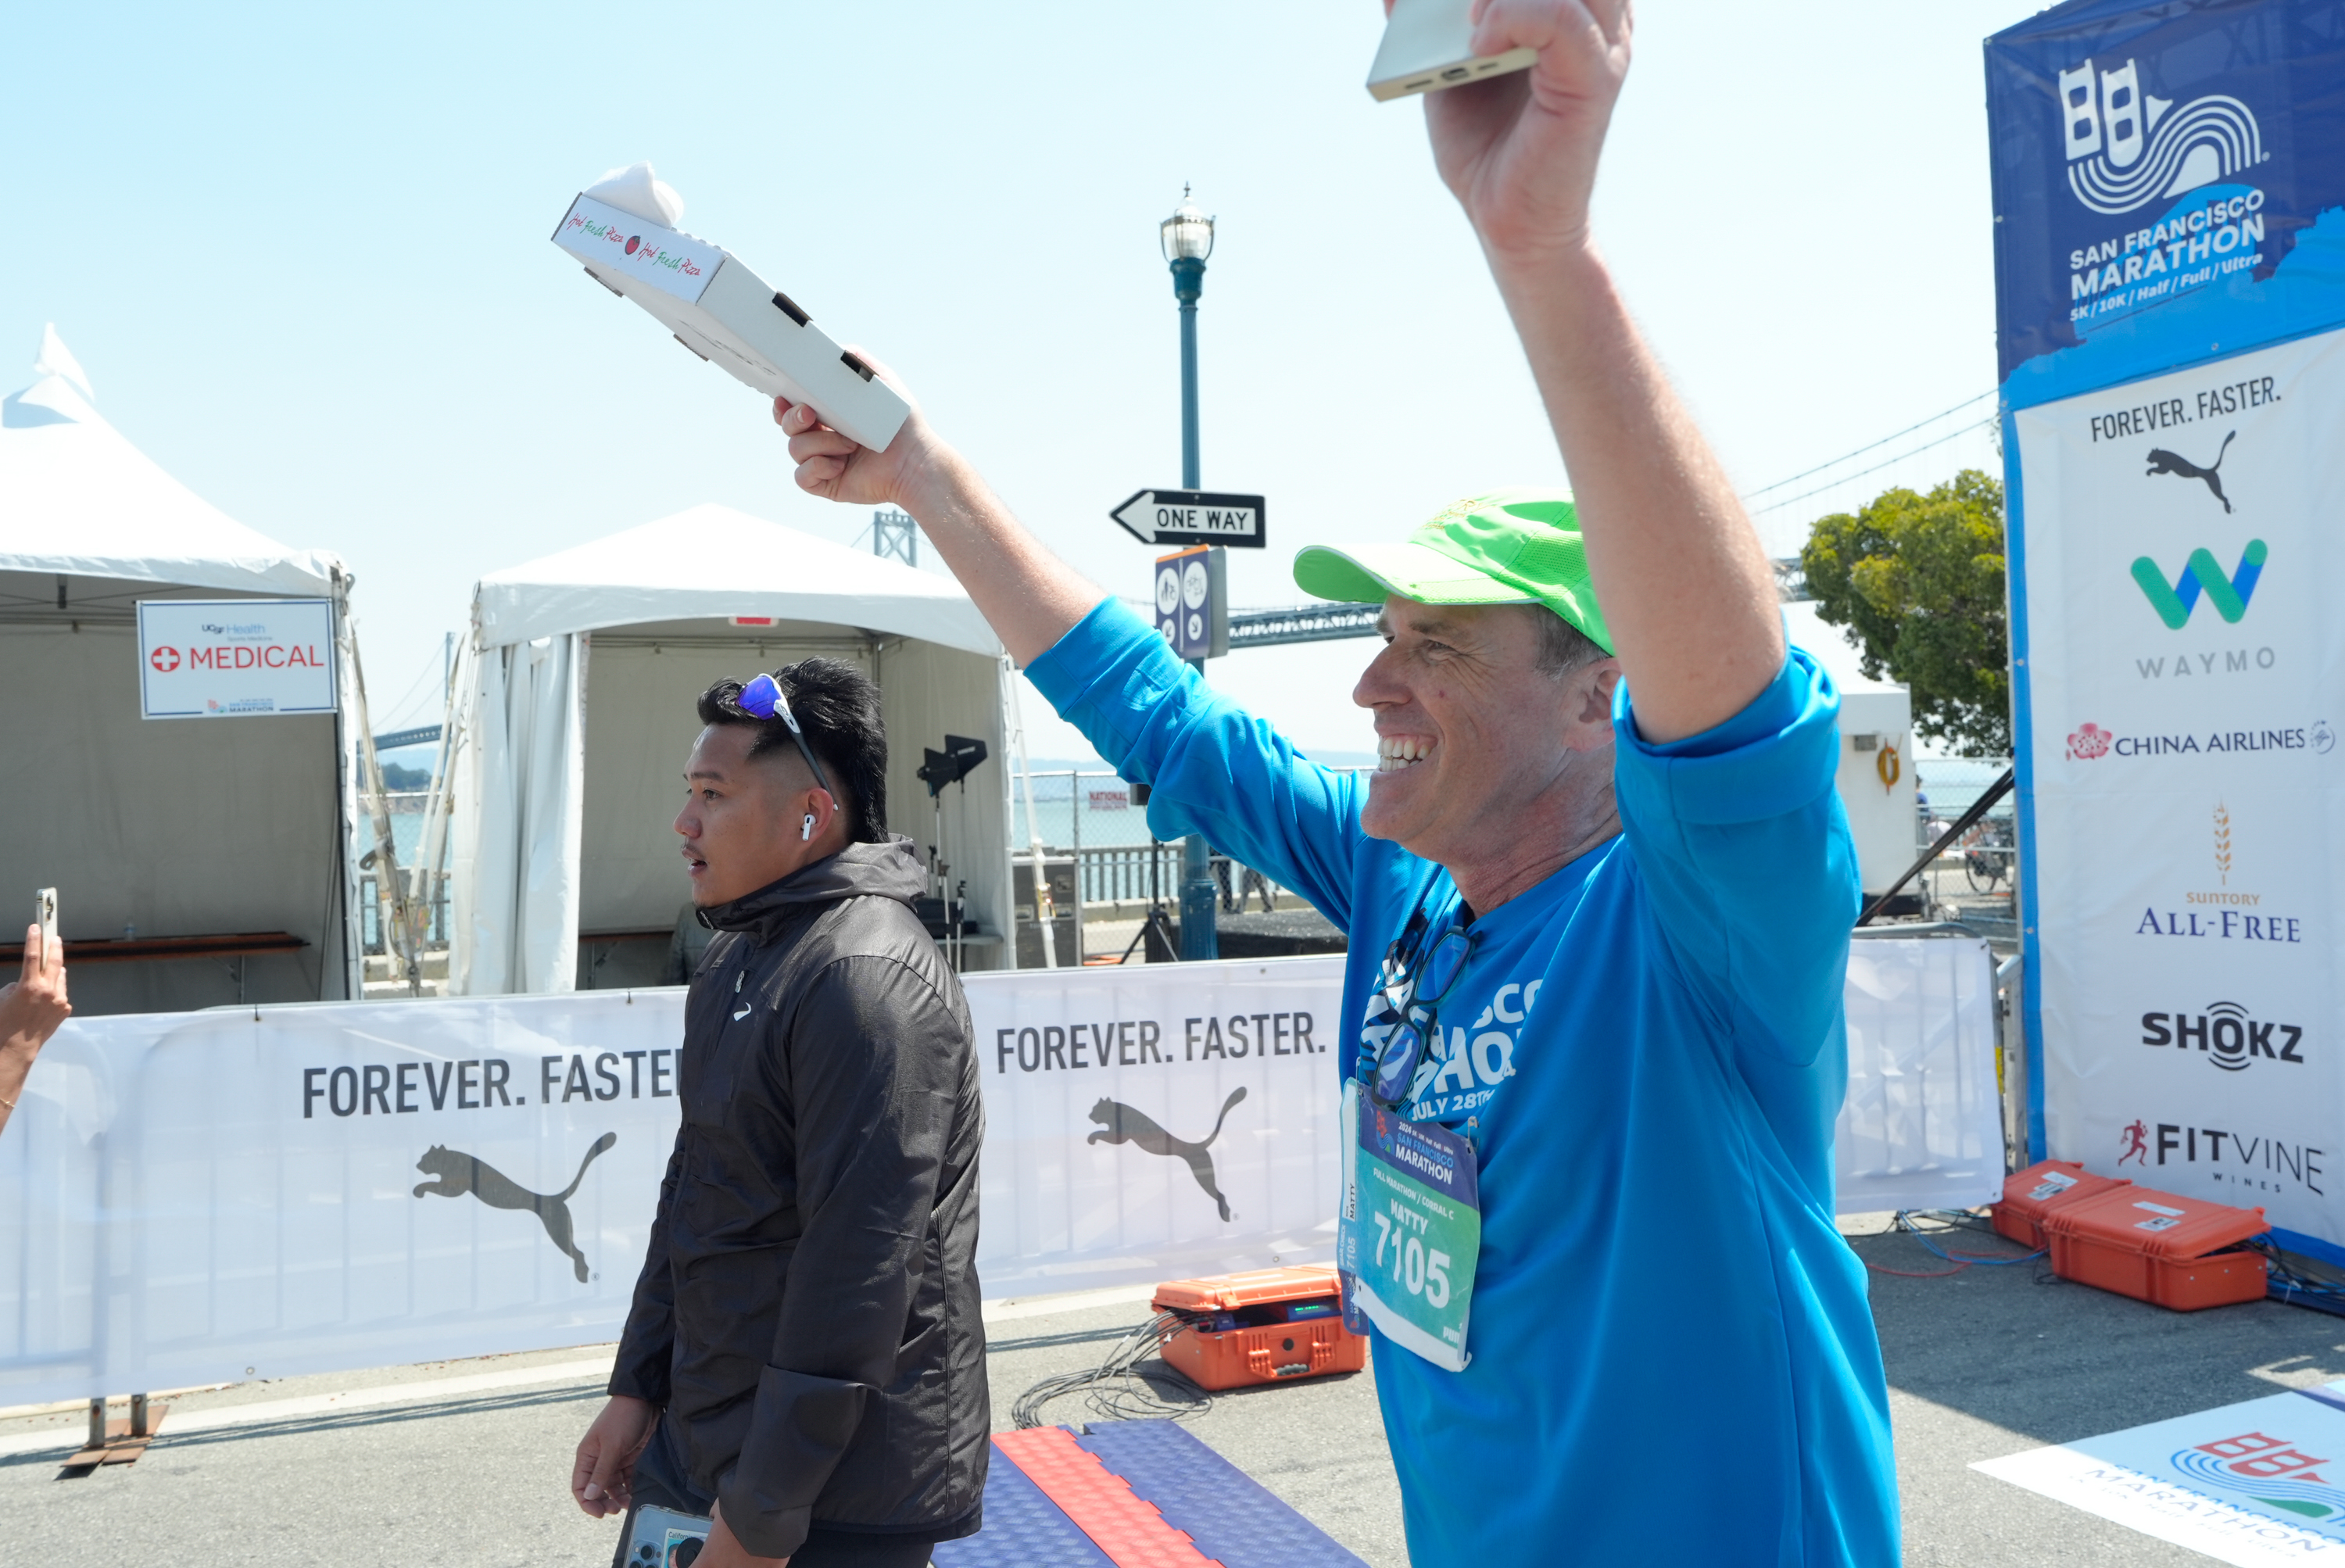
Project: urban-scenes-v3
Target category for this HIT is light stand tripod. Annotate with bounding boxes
[917,735,989,970]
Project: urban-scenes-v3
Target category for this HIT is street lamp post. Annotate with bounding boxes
[1161,188,1219,962]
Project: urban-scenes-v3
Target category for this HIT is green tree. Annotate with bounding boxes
[1799,469,2010,756]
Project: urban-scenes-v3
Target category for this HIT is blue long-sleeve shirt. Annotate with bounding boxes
[1027,599,1898,1567]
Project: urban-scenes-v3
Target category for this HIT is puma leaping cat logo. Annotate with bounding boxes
[2146,431,2236,513]
[1087,1089,1246,1221]
[413,1133,617,1282]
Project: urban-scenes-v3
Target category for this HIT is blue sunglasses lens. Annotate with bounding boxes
[1374,1022,1426,1104]
[1420,930,1472,1002]
[739,673,780,718]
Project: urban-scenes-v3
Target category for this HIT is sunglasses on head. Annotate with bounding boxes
[738,673,834,797]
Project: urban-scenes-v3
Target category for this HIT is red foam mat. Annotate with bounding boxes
[990,1427,1224,1568]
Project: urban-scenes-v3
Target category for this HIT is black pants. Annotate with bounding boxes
[612,1417,937,1568]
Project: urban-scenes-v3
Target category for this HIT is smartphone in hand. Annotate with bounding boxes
[1367,0,1538,102]
[34,888,56,958]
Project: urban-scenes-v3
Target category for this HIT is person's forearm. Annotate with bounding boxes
[895,441,1104,668]
[0,1040,36,1132]
[1487,241,1783,743]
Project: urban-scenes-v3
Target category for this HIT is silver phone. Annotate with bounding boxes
[34,888,57,958]
[1367,0,1539,102]
[622,1502,711,1567]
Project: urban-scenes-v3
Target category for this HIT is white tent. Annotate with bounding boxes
[447,503,1015,995]
[0,327,360,1012]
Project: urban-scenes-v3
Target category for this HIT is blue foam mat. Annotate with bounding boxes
[929,1440,1116,1568]
[1076,1419,1369,1568]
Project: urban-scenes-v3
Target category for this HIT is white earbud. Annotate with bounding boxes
[801,813,816,841]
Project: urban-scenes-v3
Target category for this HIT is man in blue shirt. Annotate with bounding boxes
[767,4,1898,1561]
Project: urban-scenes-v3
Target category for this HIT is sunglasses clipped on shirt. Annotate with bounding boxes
[1367,898,1478,1112]
[737,672,834,797]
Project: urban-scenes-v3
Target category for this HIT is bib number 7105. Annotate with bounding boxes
[1369,1211,1452,1308]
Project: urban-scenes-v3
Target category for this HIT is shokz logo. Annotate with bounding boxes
[2132,541,2266,628]
[2060,56,2264,215]
[2143,1002,2306,1072]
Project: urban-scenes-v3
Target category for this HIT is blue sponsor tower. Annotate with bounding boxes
[1987,0,2345,1260]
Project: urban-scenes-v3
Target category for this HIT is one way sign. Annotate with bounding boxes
[1110,489,1267,548]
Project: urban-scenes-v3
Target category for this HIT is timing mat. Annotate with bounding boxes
[929,1419,1368,1568]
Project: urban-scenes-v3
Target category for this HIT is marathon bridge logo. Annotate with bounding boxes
[2060,55,2264,216]
[2132,540,2266,628]
[2142,1002,2304,1072]
[2172,1430,2345,1523]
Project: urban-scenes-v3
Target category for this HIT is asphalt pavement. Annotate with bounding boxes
[9,1223,2345,1566]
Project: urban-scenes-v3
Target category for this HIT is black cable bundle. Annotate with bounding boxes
[1011,1311,1212,1430]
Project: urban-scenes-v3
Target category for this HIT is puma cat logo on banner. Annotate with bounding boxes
[2146,431,2237,512]
[1087,1089,1247,1221]
[413,1133,617,1282]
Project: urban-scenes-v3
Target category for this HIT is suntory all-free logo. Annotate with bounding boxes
[2060,56,2264,216]
[2132,540,2267,628]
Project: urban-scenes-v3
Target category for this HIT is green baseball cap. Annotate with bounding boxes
[1291,489,1614,656]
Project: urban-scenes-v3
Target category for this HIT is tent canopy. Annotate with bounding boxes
[0,327,339,597]
[0,327,357,1014]
[474,503,1000,656]
[452,504,1014,996]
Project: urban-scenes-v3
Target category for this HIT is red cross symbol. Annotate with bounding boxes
[149,646,181,673]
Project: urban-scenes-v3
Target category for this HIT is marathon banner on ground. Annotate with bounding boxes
[0,942,1992,1404]
[1988,2,2345,1254]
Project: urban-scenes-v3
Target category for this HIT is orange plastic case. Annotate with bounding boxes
[1151,1266,1366,1391]
[2039,1183,2269,1311]
[1992,1158,2133,1249]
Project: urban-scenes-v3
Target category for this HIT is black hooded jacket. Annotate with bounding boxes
[610,837,988,1559]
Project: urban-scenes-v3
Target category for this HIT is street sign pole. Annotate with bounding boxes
[1171,244,1218,962]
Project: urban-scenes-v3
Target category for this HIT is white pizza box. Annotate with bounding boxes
[552,193,910,453]
[1366,0,1537,102]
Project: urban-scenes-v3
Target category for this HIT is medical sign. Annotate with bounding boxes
[137,598,338,720]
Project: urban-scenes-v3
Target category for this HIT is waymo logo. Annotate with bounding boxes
[2060,56,2264,215]
[2132,541,2267,628]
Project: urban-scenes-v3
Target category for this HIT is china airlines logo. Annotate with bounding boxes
[2068,722,2112,761]
[2060,56,2264,215]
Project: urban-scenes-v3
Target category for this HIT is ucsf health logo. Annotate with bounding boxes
[2060,55,2264,216]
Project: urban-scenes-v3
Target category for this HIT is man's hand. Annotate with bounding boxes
[694,1504,788,1568]
[0,922,70,1133]
[772,364,1105,668]
[1423,0,1631,263]
[571,1394,657,1518]
[775,352,945,514]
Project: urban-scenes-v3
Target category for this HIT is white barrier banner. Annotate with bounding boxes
[971,957,1346,1298]
[0,943,1985,1404]
[2016,325,2345,1245]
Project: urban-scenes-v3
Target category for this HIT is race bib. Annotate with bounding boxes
[1337,1081,1480,1372]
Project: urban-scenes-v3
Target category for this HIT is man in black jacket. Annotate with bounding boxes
[571,658,988,1568]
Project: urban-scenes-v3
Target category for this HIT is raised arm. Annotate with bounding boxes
[776,390,1100,669]
[1427,0,1783,743]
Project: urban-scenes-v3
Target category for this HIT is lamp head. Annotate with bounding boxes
[1159,184,1215,264]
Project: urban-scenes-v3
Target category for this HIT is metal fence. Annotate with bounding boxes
[357,875,449,955]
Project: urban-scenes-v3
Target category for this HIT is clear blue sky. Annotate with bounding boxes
[9,1,2030,759]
